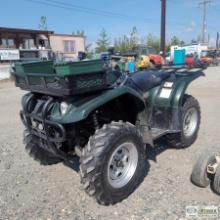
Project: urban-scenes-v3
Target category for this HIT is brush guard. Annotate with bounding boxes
[20,94,70,160]
[20,94,68,159]
[20,94,66,143]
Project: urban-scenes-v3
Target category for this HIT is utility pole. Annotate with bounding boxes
[160,0,166,57]
[199,0,211,43]
[217,32,219,49]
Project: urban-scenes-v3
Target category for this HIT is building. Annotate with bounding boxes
[0,27,85,61]
[49,33,85,60]
[0,27,54,61]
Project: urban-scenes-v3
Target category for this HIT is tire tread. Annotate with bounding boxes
[24,130,62,165]
[80,121,147,205]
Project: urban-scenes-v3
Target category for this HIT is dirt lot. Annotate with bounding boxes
[0,67,220,220]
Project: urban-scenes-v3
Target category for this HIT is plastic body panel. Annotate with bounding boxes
[148,71,204,108]
[147,71,204,131]
[21,86,145,125]
[21,71,203,125]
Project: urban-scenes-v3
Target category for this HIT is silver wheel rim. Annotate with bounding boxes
[107,142,138,189]
[183,107,198,137]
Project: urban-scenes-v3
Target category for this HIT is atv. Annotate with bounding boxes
[191,152,220,195]
[14,59,203,205]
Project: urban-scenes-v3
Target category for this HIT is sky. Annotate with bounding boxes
[0,0,219,46]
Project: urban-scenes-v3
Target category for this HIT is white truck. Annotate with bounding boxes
[168,43,208,63]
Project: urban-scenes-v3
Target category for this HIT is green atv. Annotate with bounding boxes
[14,59,203,205]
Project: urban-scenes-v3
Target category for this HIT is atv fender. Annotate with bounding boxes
[172,72,204,107]
[148,71,204,131]
[54,86,145,124]
[152,71,204,108]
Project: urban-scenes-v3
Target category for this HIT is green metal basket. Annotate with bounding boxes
[55,59,105,76]
[14,59,108,96]
[15,61,54,75]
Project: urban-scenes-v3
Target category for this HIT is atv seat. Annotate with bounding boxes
[131,70,171,93]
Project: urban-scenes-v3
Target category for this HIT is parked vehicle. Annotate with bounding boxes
[165,52,171,65]
[200,50,214,65]
[185,54,208,69]
[137,55,150,70]
[134,45,164,68]
[170,43,208,62]
[14,60,203,205]
[198,50,220,66]
[216,50,220,62]
[185,55,195,68]
[191,152,220,195]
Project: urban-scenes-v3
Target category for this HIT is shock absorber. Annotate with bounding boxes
[92,112,99,129]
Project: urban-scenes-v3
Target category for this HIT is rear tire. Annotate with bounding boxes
[24,130,62,165]
[80,122,147,205]
[167,94,201,148]
[191,153,216,187]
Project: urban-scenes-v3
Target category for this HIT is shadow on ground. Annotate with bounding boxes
[146,136,177,162]
[63,156,80,172]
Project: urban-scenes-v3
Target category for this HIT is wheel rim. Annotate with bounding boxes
[107,142,138,189]
[183,107,198,137]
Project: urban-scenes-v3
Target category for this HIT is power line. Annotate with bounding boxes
[44,0,140,19]
[25,0,122,18]
[23,0,218,41]
[24,0,156,23]
[24,0,192,28]
[22,0,186,26]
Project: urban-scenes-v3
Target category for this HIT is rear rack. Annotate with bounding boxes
[145,66,205,78]
[160,66,205,74]
[15,71,107,97]
[14,59,108,97]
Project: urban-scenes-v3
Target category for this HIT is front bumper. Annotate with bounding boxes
[21,94,66,143]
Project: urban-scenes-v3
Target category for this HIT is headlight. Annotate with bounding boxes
[60,102,69,115]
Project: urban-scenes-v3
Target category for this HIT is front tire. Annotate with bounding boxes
[80,122,147,205]
[24,130,62,165]
[167,94,201,148]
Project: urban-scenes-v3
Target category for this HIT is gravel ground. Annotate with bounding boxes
[0,67,220,220]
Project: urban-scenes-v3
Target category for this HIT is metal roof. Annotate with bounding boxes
[0,27,54,34]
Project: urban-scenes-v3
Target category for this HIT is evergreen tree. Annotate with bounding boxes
[114,27,139,53]
[129,26,139,49]
[170,36,180,46]
[95,28,110,53]
[191,39,197,44]
[180,40,185,46]
[166,36,181,52]
[146,34,160,52]
[73,30,85,37]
